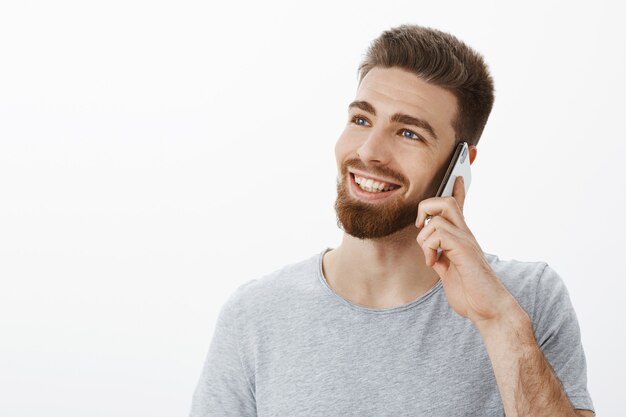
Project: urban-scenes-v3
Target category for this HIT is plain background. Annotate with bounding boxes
[1,0,624,416]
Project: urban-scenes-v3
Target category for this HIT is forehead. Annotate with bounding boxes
[355,66,458,145]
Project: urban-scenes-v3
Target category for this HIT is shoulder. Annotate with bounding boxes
[483,251,569,323]
[221,250,323,319]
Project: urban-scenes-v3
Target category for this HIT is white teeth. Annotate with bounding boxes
[354,175,397,192]
[354,174,398,193]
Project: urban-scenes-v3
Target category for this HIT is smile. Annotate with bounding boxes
[349,172,402,200]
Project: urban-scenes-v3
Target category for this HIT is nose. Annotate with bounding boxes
[356,128,392,164]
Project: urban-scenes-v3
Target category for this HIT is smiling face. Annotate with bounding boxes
[333,66,461,240]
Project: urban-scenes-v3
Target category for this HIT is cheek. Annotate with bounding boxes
[413,156,450,197]
[403,158,440,195]
[334,132,351,168]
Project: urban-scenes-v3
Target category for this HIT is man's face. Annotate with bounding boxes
[334,66,460,240]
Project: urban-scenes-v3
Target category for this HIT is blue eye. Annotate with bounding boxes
[351,116,369,126]
[401,129,422,141]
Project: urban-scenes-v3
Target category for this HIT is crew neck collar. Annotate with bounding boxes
[316,247,443,315]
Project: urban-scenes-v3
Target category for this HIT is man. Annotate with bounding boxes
[190,24,594,416]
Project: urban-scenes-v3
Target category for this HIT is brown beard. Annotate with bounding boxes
[333,159,444,240]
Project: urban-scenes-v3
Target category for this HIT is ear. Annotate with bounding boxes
[468,145,478,165]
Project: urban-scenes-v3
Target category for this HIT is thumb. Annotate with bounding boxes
[452,176,466,211]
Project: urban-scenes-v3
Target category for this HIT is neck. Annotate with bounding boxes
[322,224,440,309]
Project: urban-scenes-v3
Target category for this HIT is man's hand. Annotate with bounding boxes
[415,176,524,327]
[416,177,594,417]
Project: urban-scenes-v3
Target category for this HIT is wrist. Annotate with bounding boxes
[474,297,534,344]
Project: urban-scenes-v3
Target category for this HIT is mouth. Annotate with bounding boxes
[348,172,402,200]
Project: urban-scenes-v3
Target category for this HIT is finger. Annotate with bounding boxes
[416,194,467,229]
[421,229,449,267]
[452,176,466,211]
[416,214,465,247]
[418,226,438,266]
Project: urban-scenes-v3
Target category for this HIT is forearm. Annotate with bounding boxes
[476,300,578,417]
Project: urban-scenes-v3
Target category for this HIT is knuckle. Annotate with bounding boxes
[432,215,445,226]
[445,196,458,207]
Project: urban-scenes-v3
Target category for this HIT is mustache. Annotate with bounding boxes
[342,159,406,186]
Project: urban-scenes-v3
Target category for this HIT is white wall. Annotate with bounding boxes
[1,0,623,415]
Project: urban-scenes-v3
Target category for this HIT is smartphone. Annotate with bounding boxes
[434,141,472,199]
[424,141,472,257]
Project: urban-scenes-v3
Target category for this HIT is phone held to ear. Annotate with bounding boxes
[423,141,472,258]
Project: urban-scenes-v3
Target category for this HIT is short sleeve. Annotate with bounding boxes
[531,264,594,412]
[189,292,257,417]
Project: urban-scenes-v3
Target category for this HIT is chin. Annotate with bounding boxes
[334,177,419,240]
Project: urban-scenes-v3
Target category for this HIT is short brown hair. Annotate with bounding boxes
[358,24,495,147]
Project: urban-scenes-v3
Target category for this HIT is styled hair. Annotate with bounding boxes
[358,24,495,146]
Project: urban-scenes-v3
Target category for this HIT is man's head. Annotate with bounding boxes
[333,24,494,240]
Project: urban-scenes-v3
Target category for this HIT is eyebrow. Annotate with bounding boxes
[348,100,439,141]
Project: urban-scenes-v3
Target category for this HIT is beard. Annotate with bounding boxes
[333,159,442,240]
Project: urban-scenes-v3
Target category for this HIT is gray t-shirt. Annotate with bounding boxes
[190,248,594,416]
